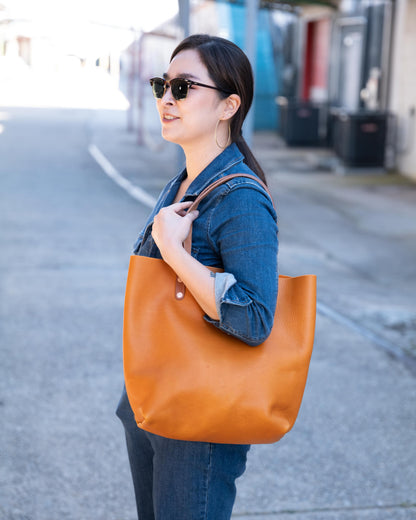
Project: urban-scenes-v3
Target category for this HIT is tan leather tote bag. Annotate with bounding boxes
[123,174,316,444]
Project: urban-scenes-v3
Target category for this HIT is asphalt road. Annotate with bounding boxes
[1,106,416,520]
[0,107,146,519]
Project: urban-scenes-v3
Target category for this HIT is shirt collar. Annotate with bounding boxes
[180,143,245,198]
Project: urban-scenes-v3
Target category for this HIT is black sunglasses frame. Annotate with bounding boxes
[149,77,232,100]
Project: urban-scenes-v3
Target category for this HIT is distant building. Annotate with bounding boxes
[389,0,416,180]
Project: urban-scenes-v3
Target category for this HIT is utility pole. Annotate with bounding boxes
[244,0,259,146]
[178,0,190,38]
[177,0,190,169]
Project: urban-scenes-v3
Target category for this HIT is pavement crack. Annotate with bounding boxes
[317,300,416,375]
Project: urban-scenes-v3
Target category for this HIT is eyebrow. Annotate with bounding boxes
[163,72,200,81]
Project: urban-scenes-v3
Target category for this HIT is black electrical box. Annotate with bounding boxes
[278,101,324,146]
[333,111,388,167]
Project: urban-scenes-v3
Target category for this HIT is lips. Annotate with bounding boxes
[162,114,179,122]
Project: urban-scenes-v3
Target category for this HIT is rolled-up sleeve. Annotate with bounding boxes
[204,185,278,346]
[213,271,237,313]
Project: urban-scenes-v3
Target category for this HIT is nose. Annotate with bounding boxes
[161,84,175,104]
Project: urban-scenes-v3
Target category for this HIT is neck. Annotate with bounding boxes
[183,142,226,181]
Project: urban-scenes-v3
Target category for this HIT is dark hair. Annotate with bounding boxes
[171,34,267,184]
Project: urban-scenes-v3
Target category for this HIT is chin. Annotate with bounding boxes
[161,128,182,146]
[161,126,173,140]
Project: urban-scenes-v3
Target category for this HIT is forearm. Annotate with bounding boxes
[162,245,219,320]
[203,187,278,345]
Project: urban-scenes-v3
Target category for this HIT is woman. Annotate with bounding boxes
[117,34,278,519]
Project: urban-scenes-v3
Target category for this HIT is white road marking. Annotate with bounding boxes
[88,144,157,209]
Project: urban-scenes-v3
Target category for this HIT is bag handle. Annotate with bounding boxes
[175,173,275,300]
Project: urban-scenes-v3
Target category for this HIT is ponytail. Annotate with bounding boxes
[235,134,268,186]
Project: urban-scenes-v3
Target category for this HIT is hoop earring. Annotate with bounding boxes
[215,120,231,149]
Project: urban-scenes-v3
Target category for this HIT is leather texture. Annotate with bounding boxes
[123,175,317,444]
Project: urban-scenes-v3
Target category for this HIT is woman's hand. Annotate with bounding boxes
[152,201,218,320]
[152,201,199,262]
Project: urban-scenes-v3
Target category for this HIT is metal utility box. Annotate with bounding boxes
[333,111,388,167]
[278,100,326,146]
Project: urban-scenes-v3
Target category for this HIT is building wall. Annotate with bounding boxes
[390,0,416,179]
[229,5,278,130]
[302,18,331,102]
[191,1,279,130]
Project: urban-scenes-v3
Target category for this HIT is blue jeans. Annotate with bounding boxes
[116,388,250,520]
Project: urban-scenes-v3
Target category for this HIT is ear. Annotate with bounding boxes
[221,94,241,121]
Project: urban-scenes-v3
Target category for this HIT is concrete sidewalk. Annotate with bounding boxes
[88,107,416,519]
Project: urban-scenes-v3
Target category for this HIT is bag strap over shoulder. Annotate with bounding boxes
[187,173,275,213]
[176,173,275,300]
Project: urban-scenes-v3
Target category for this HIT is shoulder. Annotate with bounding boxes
[202,173,278,244]
[213,169,276,218]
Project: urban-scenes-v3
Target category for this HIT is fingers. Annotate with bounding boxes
[185,209,199,221]
[159,201,199,219]
[153,203,198,236]
[172,200,194,212]
[152,202,198,257]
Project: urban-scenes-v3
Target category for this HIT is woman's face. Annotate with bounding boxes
[156,49,227,149]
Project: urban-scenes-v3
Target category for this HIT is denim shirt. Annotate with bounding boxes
[133,143,278,346]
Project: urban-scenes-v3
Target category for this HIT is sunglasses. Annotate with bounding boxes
[149,77,232,101]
